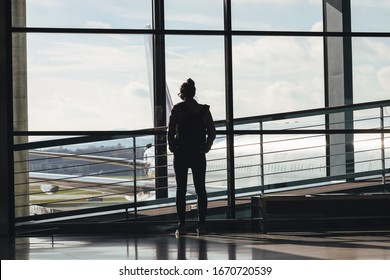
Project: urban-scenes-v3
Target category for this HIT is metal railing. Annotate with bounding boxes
[13,100,390,225]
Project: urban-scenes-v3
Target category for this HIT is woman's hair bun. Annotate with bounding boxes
[179,78,196,99]
[186,78,195,87]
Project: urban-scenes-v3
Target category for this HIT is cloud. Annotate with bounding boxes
[233,0,321,6]
[165,30,325,121]
[165,13,222,29]
[352,0,390,8]
[235,37,304,64]
[233,36,322,75]
[377,67,390,90]
[311,21,323,32]
[27,35,153,131]
[25,0,370,133]
[353,38,390,103]
[164,0,223,29]
[362,39,390,63]
[28,0,63,8]
[234,77,323,117]
[85,21,112,29]
[232,36,324,117]
[27,0,152,29]
[28,79,153,131]
[29,36,147,79]
[26,25,326,131]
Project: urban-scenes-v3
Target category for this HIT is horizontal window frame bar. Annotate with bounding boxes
[11,27,390,37]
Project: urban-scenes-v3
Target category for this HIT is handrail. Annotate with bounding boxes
[13,128,390,151]
[13,100,390,224]
[15,167,390,225]
[226,99,390,126]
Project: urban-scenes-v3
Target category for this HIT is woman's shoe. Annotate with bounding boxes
[196,224,205,236]
[175,224,187,236]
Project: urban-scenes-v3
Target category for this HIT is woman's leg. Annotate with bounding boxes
[174,154,188,226]
[191,153,207,225]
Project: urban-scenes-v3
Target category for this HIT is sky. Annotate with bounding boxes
[17,0,390,132]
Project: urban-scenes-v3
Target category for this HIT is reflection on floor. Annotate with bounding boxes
[14,231,390,260]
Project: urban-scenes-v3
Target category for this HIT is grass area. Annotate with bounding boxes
[30,196,129,204]
[29,184,102,195]
[29,184,129,204]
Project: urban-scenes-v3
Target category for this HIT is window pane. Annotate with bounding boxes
[353,38,390,103]
[353,109,382,173]
[165,35,227,194]
[231,0,323,31]
[165,35,225,121]
[234,123,262,189]
[351,0,390,32]
[24,34,153,131]
[165,0,223,30]
[233,36,324,118]
[15,0,152,29]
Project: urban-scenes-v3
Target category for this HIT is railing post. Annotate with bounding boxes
[259,121,265,194]
[380,107,386,188]
[132,136,138,219]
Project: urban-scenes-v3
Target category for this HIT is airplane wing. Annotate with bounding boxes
[28,150,158,202]
[29,150,145,168]
[30,172,155,195]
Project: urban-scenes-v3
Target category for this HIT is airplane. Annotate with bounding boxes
[29,150,155,197]
[29,127,385,207]
[28,134,326,200]
[26,30,387,211]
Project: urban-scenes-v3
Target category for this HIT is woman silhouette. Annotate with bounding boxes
[168,78,216,235]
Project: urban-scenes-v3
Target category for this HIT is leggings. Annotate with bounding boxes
[174,152,207,225]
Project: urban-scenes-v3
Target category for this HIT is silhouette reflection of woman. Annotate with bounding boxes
[168,78,216,236]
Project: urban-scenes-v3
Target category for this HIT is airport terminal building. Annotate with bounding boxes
[1,0,390,260]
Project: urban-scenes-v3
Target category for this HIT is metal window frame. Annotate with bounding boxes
[5,0,390,228]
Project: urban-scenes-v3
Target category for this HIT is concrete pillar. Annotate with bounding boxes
[324,0,355,177]
[12,0,29,217]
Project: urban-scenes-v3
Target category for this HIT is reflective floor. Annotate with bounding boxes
[12,230,390,260]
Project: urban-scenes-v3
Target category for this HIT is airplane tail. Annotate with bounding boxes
[165,83,173,116]
[144,25,174,123]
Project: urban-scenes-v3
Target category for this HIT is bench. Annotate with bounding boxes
[251,193,390,233]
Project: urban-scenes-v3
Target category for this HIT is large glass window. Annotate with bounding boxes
[165,0,223,30]
[232,36,324,118]
[165,35,227,193]
[24,33,152,131]
[8,0,390,221]
[351,0,390,32]
[15,0,152,29]
[353,109,382,173]
[353,37,390,103]
[165,35,225,121]
[231,0,323,31]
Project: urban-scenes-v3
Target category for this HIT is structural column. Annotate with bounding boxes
[224,0,236,219]
[153,0,168,198]
[12,0,29,217]
[324,0,355,177]
[0,0,15,243]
